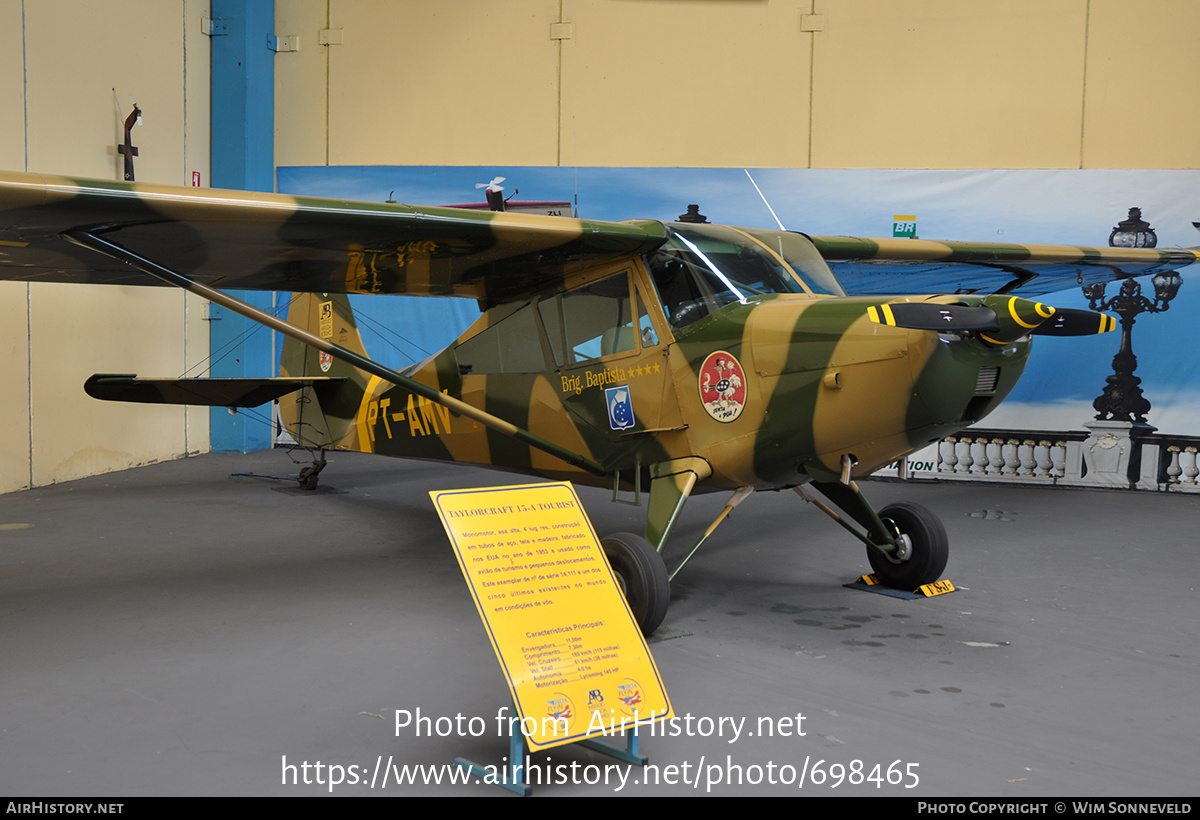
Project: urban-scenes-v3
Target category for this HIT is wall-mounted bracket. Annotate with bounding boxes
[268,34,299,52]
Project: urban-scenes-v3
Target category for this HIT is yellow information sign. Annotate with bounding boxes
[430,482,673,750]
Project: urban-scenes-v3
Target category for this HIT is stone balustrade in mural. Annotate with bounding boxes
[879,421,1200,493]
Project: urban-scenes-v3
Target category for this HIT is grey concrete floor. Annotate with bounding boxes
[0,449,1196,796]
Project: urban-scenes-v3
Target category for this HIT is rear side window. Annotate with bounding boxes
[455,301,546,374]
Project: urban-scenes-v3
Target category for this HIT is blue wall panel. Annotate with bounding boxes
[210,0,275,452]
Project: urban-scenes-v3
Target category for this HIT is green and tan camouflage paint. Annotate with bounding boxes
[277,264,1030,499]
[1,170,1193,545]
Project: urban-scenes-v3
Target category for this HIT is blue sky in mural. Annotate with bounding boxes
[279,166,1200,434]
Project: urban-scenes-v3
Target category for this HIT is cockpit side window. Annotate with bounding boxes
[538,271,654,368]
[645,251,716,329]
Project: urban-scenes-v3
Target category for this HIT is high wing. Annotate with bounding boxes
[0,171,666,306]
[810,235,1198,296]
[1,171,1194,302]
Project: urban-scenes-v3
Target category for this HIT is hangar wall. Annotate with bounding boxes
[0,0,211,493]
[274,0,1198,170]
[2,0,1196,494]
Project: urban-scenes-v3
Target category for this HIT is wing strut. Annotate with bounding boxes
[63,229,607,477]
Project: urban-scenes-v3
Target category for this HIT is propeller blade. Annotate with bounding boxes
[867,302,1000,332]
[1031,308,1118,336]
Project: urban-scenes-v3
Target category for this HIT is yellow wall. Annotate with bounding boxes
[0,0,210,493]
[4,0,1196,493]
[275,0,1198,169]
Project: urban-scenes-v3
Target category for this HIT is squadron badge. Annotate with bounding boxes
[318,351,333,372]
[698,351,746,423]
[605,385,636,431]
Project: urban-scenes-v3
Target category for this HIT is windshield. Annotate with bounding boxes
[738,227,845,297]
[644,223,841,329]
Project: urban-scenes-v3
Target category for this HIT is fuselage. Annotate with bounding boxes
[281,223,1031,491]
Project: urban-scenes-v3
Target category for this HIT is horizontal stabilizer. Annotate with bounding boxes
[84,374,344,408]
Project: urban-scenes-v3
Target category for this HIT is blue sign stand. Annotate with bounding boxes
[455,699,649,796]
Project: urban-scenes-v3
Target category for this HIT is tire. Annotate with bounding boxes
[867,502,949,590]
[601,532,671,636]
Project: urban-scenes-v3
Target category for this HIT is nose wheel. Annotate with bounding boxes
[868,501,949,589]
[600,532,670,636]
[799,482,950,592]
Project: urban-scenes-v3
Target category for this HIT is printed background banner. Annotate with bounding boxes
[279,166,1200,438]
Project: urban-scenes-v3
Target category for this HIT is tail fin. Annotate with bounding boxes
[279,293,371,451]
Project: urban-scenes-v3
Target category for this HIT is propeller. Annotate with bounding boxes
[867,296,1116,343]
[475,176,506,212]
[475,176,506,192]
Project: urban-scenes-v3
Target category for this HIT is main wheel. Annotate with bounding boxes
[601,532,670,636]
[867,502,949,590]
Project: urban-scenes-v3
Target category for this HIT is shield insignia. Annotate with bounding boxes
[605,385,635,431]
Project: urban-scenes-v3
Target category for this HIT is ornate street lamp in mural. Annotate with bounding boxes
[1082,208,1181,425]
[1107,207,1157,248]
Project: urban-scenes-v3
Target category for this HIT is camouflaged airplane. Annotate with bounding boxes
[2,170,1196,634]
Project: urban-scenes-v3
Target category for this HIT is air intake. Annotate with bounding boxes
[975,366,1000,393]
